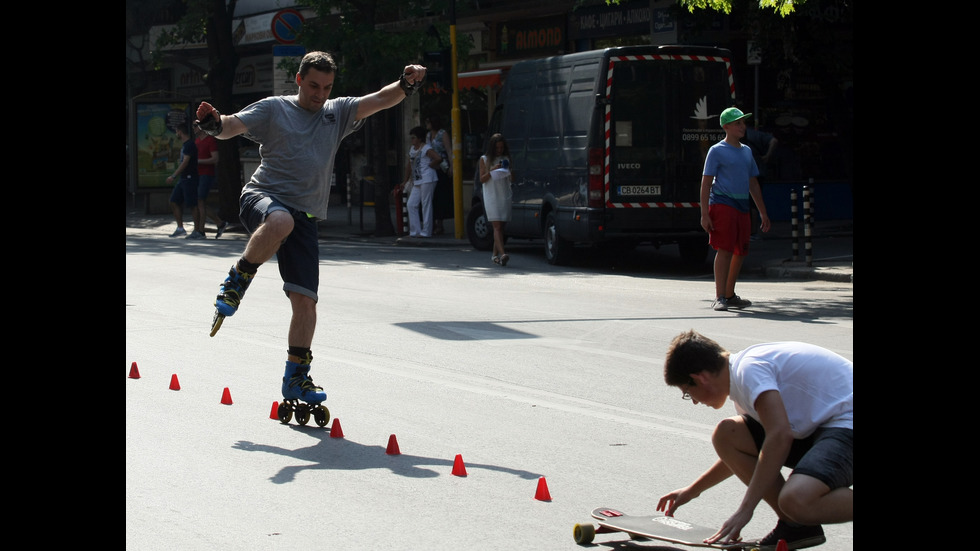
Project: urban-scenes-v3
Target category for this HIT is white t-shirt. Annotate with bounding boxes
[728,342,852,438]
[410,143,438,185]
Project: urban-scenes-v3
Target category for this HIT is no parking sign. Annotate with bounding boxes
[271,9,304,44]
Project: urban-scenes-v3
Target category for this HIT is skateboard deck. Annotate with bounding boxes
[574,507,757,549]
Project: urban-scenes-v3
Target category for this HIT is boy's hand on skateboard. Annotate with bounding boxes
[706,508,752,545]
[656,487,696,517]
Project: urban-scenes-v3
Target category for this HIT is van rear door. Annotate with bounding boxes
[604,50,733,232]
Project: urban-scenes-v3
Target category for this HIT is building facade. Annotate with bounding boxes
[127,0,852,219]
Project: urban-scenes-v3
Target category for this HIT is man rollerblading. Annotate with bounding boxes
[196,51,427,423]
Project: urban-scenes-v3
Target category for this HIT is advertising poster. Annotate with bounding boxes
[134,101,191,190]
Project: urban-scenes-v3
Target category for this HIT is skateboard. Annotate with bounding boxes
[573,507,762,549]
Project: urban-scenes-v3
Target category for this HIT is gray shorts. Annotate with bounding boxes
[742,414,853,490]
[239,190,320,302]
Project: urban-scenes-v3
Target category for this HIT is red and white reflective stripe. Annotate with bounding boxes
[603,54,734,209]
[616,202,700,208]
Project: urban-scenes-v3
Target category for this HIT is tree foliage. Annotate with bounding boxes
[298,0,455,234]
[300,0,447,95]
[608,0,803,17]
[131,0,242,221]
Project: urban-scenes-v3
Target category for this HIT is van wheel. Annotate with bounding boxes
[678,237,709,265]
[544,212,572,265]
[466,203,493,251]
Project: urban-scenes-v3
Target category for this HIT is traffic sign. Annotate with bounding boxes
[271,9,304,44]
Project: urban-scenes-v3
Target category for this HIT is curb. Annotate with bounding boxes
[762,263,853,283]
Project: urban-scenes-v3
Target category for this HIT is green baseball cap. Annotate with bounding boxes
[719,107,752,127]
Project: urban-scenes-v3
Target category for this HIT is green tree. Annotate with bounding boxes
[148,0,242,224]
[300,0,448,235]
[610,0,853,181]
[608,0,805,17]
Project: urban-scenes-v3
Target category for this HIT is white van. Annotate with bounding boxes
[466,45,738,265]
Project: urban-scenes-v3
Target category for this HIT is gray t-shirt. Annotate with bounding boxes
[235,94,363,219]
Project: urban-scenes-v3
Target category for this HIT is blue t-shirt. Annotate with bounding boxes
[179,138,198,182]
[703,140,758,212]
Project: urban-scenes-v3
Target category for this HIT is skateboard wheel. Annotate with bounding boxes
[313,405,330,428]
[295,404,311,426]
[277,402,293,424]
[573,523,595,545]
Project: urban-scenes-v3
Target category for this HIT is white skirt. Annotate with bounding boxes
[483,177,512,222]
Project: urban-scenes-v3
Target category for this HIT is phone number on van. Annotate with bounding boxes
[618,185,661,196]
[682,132,722,141]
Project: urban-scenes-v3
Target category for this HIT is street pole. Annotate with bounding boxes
[450,0,464,238]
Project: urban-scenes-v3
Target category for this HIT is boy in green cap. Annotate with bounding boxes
[700,107,771,311]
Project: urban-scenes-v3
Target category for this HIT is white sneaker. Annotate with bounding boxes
[169,227,187,238]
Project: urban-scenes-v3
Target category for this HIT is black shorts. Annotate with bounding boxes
[240,190,320,302]
[742,414,853,490]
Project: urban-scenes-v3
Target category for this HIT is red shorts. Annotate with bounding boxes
[708,203,750,255]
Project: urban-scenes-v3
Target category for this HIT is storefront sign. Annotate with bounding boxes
[573,0,652,39]
[496,15,566,60]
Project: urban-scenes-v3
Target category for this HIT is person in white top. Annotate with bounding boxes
[659,330,852,551]
[401,126,442,237]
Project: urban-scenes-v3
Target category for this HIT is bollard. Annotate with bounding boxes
[803,186,812,267]
[790,189,799,261]
[393,186,409,236]
[807,177,816,231]
[401,190,409,236]
[346,173,352,225]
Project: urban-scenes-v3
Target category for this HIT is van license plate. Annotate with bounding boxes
[618,185,661,196]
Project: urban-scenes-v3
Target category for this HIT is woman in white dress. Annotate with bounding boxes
[478,133,513,265]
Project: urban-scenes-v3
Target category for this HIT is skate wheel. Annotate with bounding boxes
[295,404,310,426]
[573,523,595,545]
[313,405,330,428]
[277,402,292,424]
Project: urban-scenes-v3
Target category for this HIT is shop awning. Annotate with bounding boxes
[457,69,503,89]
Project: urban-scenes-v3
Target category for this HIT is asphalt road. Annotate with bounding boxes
[126,222,853,551]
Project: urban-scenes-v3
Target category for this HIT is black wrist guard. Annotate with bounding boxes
[197,110,223,136]
[399,72,423,96]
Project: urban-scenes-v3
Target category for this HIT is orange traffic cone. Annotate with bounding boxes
[452,454,468,476]
[270,401,280,420]
[128,362,140,379]
[169,374,180,390]
[330,418,345,438]
[220,387,233,405]
[385,434,401,455]
[776,540,788,551]
[534,476,552,501]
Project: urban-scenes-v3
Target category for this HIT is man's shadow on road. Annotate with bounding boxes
[233,425,543,485]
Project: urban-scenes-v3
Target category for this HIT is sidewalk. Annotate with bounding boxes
[314,202,853,283]
[126,198,852,283]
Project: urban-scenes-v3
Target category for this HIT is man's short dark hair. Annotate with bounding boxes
[299,51,338,78]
